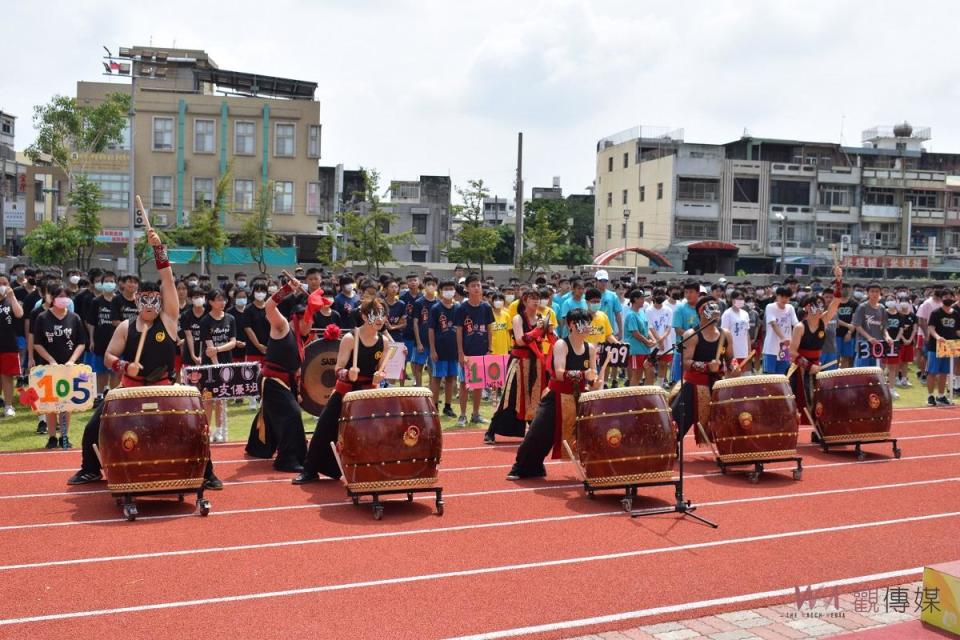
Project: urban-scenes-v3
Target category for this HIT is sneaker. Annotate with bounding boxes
[928,395,937,407]
[3,406,14,417]
[481,389,490,402]
[937,396,952,406]
[483,432,495,445]
[67,470,103,485]
[292,471,319,485]
[45,436,58,449]
[891,390,900,400]
[36,419,47,435]
[470,414,486,425]
[442,405,456,418]
[204,475,224,490]
[456,415,467,428]
[248,398,258,411]
[902,379,913,388]
[213,429,227,444]
[59,436,72,449]
[506,465,522,481]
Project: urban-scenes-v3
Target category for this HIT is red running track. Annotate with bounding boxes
[0,406,957,640]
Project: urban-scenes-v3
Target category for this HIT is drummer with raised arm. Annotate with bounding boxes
[293,298,387,484]
[68,211,222,489]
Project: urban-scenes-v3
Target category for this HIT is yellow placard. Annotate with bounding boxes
[936,339,960,358]
[922,563,960,635]
[27,364,96,413]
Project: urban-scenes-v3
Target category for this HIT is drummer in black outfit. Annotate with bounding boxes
[244,270,312,472]
[67,227,222,489]
[293,297,388,484]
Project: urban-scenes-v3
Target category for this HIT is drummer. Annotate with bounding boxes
[292,298,388,484]
[671,296,733,444]
[68,227,222,489]
[506,309,600,480]
[244,270,313,472]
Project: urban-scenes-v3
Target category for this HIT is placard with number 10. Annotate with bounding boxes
[463,355,509,390]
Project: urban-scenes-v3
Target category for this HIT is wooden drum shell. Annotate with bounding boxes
[339,387,442,492]
[709,375,799,464]
[813,367,892,443]
[576,386,676,487]
[99,385,210,494]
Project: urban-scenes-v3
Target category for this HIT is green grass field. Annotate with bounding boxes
[0,366,941,453]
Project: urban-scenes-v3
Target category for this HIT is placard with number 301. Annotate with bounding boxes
[28,364,96,413]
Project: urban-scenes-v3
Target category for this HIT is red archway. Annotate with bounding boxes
[593,246,674,269]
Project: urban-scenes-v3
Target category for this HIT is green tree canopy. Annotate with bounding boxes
[342,169,413,275]
[234,183,280,275]
[178,171,230,274]
[67,175,104,270]
[24,220,82,267]
[446,179,500,278]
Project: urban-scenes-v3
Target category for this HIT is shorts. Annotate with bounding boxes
[762,354,789,375]
[884,350,901,365]
[628,354,649,369]
[245,354,265,364]
[16,336,26,351]
[819,352,838,371]
[837,336,856,358]
[927,352,953,376]
[404,339,418,363]
[88,353,110,374]
[0,352,20,376]
[432,360,460,378]
[409,342,429,366]
[898,343,914,364]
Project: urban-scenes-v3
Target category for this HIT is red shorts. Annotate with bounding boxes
[659,353,673,363]
[0,352,20,376]
[628,354,648,369]
[884,350,901,365]
[246,354,265,364]
[898,343,914,364]
[174,354,183,373]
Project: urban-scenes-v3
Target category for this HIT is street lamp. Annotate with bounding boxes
[622,209,630,267]
[775,212,786,276]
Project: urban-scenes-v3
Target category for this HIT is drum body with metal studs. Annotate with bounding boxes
[813,366,892,443]
[709,374,799,464]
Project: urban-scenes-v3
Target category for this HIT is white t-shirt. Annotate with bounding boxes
[763,302,798,356]
[721,307,751,359]
[916,297,938,338]
[645,305,674,353]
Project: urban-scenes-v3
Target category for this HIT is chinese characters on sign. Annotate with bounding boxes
[842,255,929,270]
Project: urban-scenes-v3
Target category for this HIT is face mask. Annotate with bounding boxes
[733,299,745,309]
[853,291,865,301]
[344,284,355,294]
[366,312,386,325]
[589,303,601,312]
[885,302,897,311]
[0,286,7,296]
[504,294,515,303]
[755,289,765,297]
[573,320,591,335]
[69,275,80,285]
[254,291,267,302]
[187,280,198,287]
[944,300,955,308]
[267,286,278,295]
[27,278,36,287]
[93,282,103,292]
[671,293,682,301]
[702,303,721,320]
[235,298,247,307]
[236,280,247,289]
[725,288,734,296]
[137,293,161,312]
[54,297,70,310]
[300,283,309,292]
[539,298,550,308]
[192,297,206,307]
[493,300,504,309]
[102,282,116,294]
[441,289,455,300]
[653,296,666,305]
[747,301,756,309]
[400,287,409,296]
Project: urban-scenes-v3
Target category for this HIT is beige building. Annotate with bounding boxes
[71,46,322,268]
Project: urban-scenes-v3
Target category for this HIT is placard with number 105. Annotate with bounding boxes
[28,364,96,413]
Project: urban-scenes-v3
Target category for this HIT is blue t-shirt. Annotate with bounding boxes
[600,289,623,334]
[624,308,651,355]
[672,301,699,334]
[386,299,406,342]
[558,296,587,339]
[402,294,418,340]
[454,300,495,357]
[413,296,437,346]
[429,301,459,361]
[332,293,359,330]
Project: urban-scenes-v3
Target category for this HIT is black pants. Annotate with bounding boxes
[245,379,307,468]
[302,392,344,479]
[512,391,557,477]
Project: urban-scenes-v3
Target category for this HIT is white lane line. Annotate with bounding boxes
[0,475,956,566]
[0,511,952,627]
[445,567,924,640]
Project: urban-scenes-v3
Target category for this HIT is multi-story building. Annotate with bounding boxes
[482,195,516,226]
[532,176,563,201]
[71,45,321,267]
[375,176,451,263]
[594,123,960,275]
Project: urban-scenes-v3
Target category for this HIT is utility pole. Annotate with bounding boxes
[127,73,136,274]
[514,132,523,269]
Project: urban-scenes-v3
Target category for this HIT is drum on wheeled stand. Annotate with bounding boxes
[98,385,211,521]
[813,366,900,460]
[335,387,443,520]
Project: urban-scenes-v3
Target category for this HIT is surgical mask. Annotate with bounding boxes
[504,294,515,303]
[94,282,103,292]
[192,297,206,307]
[755,289,765,297]
[69,275,80,285]
[589,303,601,312]
[540,298,550,308]
[267,286,278,294]
[885,301,897,310]
[236,280,247,289]
[733,299,745,309]
[54,297,70,310]
[400,287,409,296]
[0,286,7,296]
[344,283,355,294]
[301,283,309,292]
[653,296,666,305]
[441,289,455,300]
[725,288,734,296]
[102,282,116,294]
[943,299,955,308]
[853,291,865,300]
[254,291,267,302]
[187,280,198,287]
[235,298,247,307]
[493,300,504,309]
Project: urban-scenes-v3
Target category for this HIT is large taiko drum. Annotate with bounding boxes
[98,385,210,495]
[709,374,799,464]
[338,387,442,493]
[575,386,676,487]
[813,366,892,443]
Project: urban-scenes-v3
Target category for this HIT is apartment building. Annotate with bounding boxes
[72,45,321,265]
[372,176,452,263]
[482,195,516,226]
[594,123,960,275]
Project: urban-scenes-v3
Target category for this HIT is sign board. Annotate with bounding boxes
[26,364,96,413]
[463,355,509,390]
[936,340,960,358]
[843,255,928,270]
[598,343,630,369]
[182,362,261,399]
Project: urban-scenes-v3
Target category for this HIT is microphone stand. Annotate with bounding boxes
[630,316,718,528]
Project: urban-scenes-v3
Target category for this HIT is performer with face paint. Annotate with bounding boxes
[671,296,733,444]
[293,298,388,484]
[789,266,843,422]
[506,309,600,479]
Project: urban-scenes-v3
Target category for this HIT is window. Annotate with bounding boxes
[0,118,11,134]
[817,223,851,244]
[677,178,719,201]
[863,187,896,206]
[234,121,255,155]
[34,180,43,202]
[377,218,390,234]
[306,182,322,215]
[607,157,613,172]
[639,186,645,202]
[193,119,215,154]
[637,221,644,238]
[273,181,294,213]
[234,179,255,212]
[731,219,757,241]
[606,224,612,239]
[621,222,627,239]
[274,123,295,157]
[193,177,214,208]
[770,180,810,206]
[674,219,718,239]
[606,192,612,207]
[392,183,420,200]
[904,190,939,209]
[83,173,129,209]
[623,152,629,168]
[152,117,173,151]
[411,250,427,262]
[106,118,131,151]
[733,177,759,203]
[622,189,628,205]
[307,125,321,158]
[819,185,852,208]
[412,214,428,235]
[152,176,173,209]
[951,193,960,209]
[657,182,663,200]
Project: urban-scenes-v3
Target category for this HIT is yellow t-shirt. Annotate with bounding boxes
[490,308,512,355]
[506,301,557,354]
[585,310,613,344]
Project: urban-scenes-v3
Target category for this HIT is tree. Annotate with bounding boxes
[67,175,104,270]
[492,224,515,265]
[519,208,563,276]
[315,235,346,270]
[342,169,413,275]
[234,183,280,275]
[446,179,501,278]
[555,244,592,269]
[24,220,82,267]
[135,227,177,277]
[179,171,230,274]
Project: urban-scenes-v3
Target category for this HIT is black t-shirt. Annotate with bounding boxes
[227,305,247,359]
[927,308,958,353]
[21,289,41,338]
[242,304,271,356]
[886,312,902,342]
[898,313,916,344]
[0,298,20,352]
[199,312,237,365]
[312,310,341,332]
[32,310,87,364]
[835,300,857,338]
[110,295,138,324]
[74,289,95,339]
[86,295,117,356]
[13,285,31,338]
[179,307,207,364]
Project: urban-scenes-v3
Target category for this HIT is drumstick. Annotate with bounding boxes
[328,441,348,487]
[731,349,755,375]
[352,329,360,370]
[696,422,720,460]
[562,440,586,481]
[786,362,798,379]
[819,359,838,371]
[132,317,148,368]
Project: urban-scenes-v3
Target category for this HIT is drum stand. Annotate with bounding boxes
[811,422,901,461]
[628,323,717,528]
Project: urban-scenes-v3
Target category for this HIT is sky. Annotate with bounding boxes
[4,0,960,202]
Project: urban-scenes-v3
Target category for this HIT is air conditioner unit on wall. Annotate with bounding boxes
[860,237,872,246]
[816,236,825,243]
[841,234,852,244]
[949,247,959,256]
[873,239,882,247]
[153,214,168,227]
